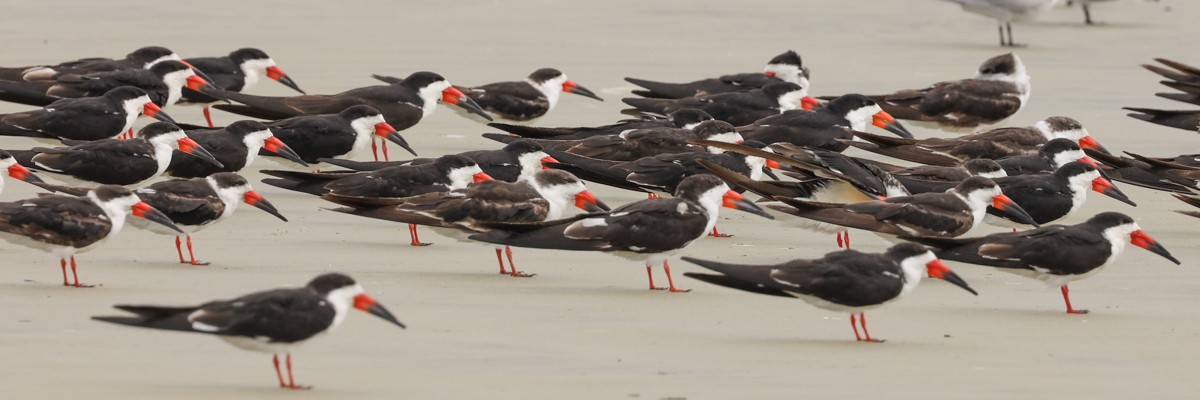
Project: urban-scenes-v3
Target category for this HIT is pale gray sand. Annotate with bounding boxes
[1,0,1199,398]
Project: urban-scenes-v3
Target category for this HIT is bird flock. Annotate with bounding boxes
[0,45,1191,389]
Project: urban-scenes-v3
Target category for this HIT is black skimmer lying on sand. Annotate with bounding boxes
[92,273,405,389]
[846,116,1107,166]
[0,60,214,109]
[625,50,809,99]
[621,82,816,126]
[909,212,1179,314]
[179,48,305,127]
[470,175,773,292]
[321,140,554,184]
[165,120,305,178]
[0,185,180,287]
[739,93,915,150]
[985,161,1133,227]
[0,86,175,143]
[487,108,712,140]
[259,105,414,167]
[375,67,601,122]
[483,119,743,162]
[683,243,976,342]
[14,122,221,186]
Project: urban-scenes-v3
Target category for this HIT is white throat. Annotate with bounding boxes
[119,96,153,136]
[241,129,275,169]
[417,81,451,118]
[239,58,277,91]
[161,69,195,107]
[527,75,567,111]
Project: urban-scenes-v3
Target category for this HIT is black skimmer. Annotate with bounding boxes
[846,116,1107,166]
[739,93,916,149]
[625,50,810,99]
[470,175,773,292]
[0,149,44,196]
[992,137,1090,176]
[180,48,306,127]
[769,176,1039,239]
[682,243,976,342]
[487,108,713,140]
[0,185,180,287]
[13,122,221,186]
[375,68,601,122]
[324,169,609,277]
[1139,58,1200,107]
[872,158,1007,195]
[0,46,182,81]
[985,161,1133,227]
[621,82,816,126]
[262,155,491,246]
[483,119,744,162]
[909,212,1178,314]
[258,105,414,167]
[1085,150,1200,194]
[164,120,305,179]
[92,273,405,389]
[859,53,1030,131]
[320,140,554,183]
[939,0,1060,46]
[212,71,490,159]
[544,140,774,196]
[1124,107,1200,132]
[0,60,214,109]
[0,86,176,143]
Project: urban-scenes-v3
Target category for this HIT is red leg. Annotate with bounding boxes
[371,139,380,161]
[203,106,214,128]
[858,312,884,343]
[505,246,534,278]
[646,265,664,290]
[850,314,862,341]
[708,226,732,238]
[1061,285,1089,314]
[126,128,134,140]
[186,235,210,266]
[647,193,658,199]
[844,231,850,249]
[283,353,310,390]
[663,260,690,293]
[494,248,508,275]
[273,355,286,388]
[60,258,69,286]
[837,232,844,248]
[69,256,91,288]
[408,224,431,246]
[175,236,186,264]
[381,140,390,161]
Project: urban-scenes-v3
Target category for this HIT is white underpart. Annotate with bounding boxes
[527,75,568,111]
[703,131,744,154]
[517,151,549,182]
[417,80,452,118]
[1052,150,1087,169]
[776,89,809,112]
[958,186,1003,229]
[87,192,140,255]
[240,129,276,170]
[895,251,937,300]
[144,54,182,69]
[764,63,807,87]
[346,115,387,159]
[161,69,196,107]
[447,165,484,189]
[745,156,767,180]
[0,157,14,194]
[239,58,277,91]
[151,130,189,178]
[211,181,248,221]
[1019,222,1136,287]
[531,181,588,220]
[1065,170,1100,216]
[120,96,154,136]
[845,104,882,132]
[694,184,730,237]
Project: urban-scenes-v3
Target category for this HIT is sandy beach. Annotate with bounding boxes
[2,0,1199,398]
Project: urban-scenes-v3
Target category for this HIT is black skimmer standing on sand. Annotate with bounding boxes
[165,120,306,179]
[0,149,44,196]
[769,176,1039,239]
[135,173,287,265]
[180,48,306,127]
[0,60,214,110]
[323,169,609,277]
[482,119,744,162]
[0,185,180,287]
[621,82,817,126]
[985,161,1133,227]
[682,243,976,342]
[320,140,554,184]
[375,68,602,122]
[470,175,773,292]
[13,122,221,186]
[262,155,492,246]
[738,93,916,149]
[938,0,1060,46]
[625,50,810,99]
[487,108,713,140]
[859,53,1030,131]
[846,116,1107,166]
[0,86,176,143]
[258,105,414,168]
[92,273,405,389]
[0,46,183,81]
[909,212,1179,314]
[212,71,491,161]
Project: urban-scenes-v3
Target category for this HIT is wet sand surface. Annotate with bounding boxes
[2,0,1199,398]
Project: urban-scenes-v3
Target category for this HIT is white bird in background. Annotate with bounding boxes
[1065,0,1159,25]
[940,0,1063,46]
